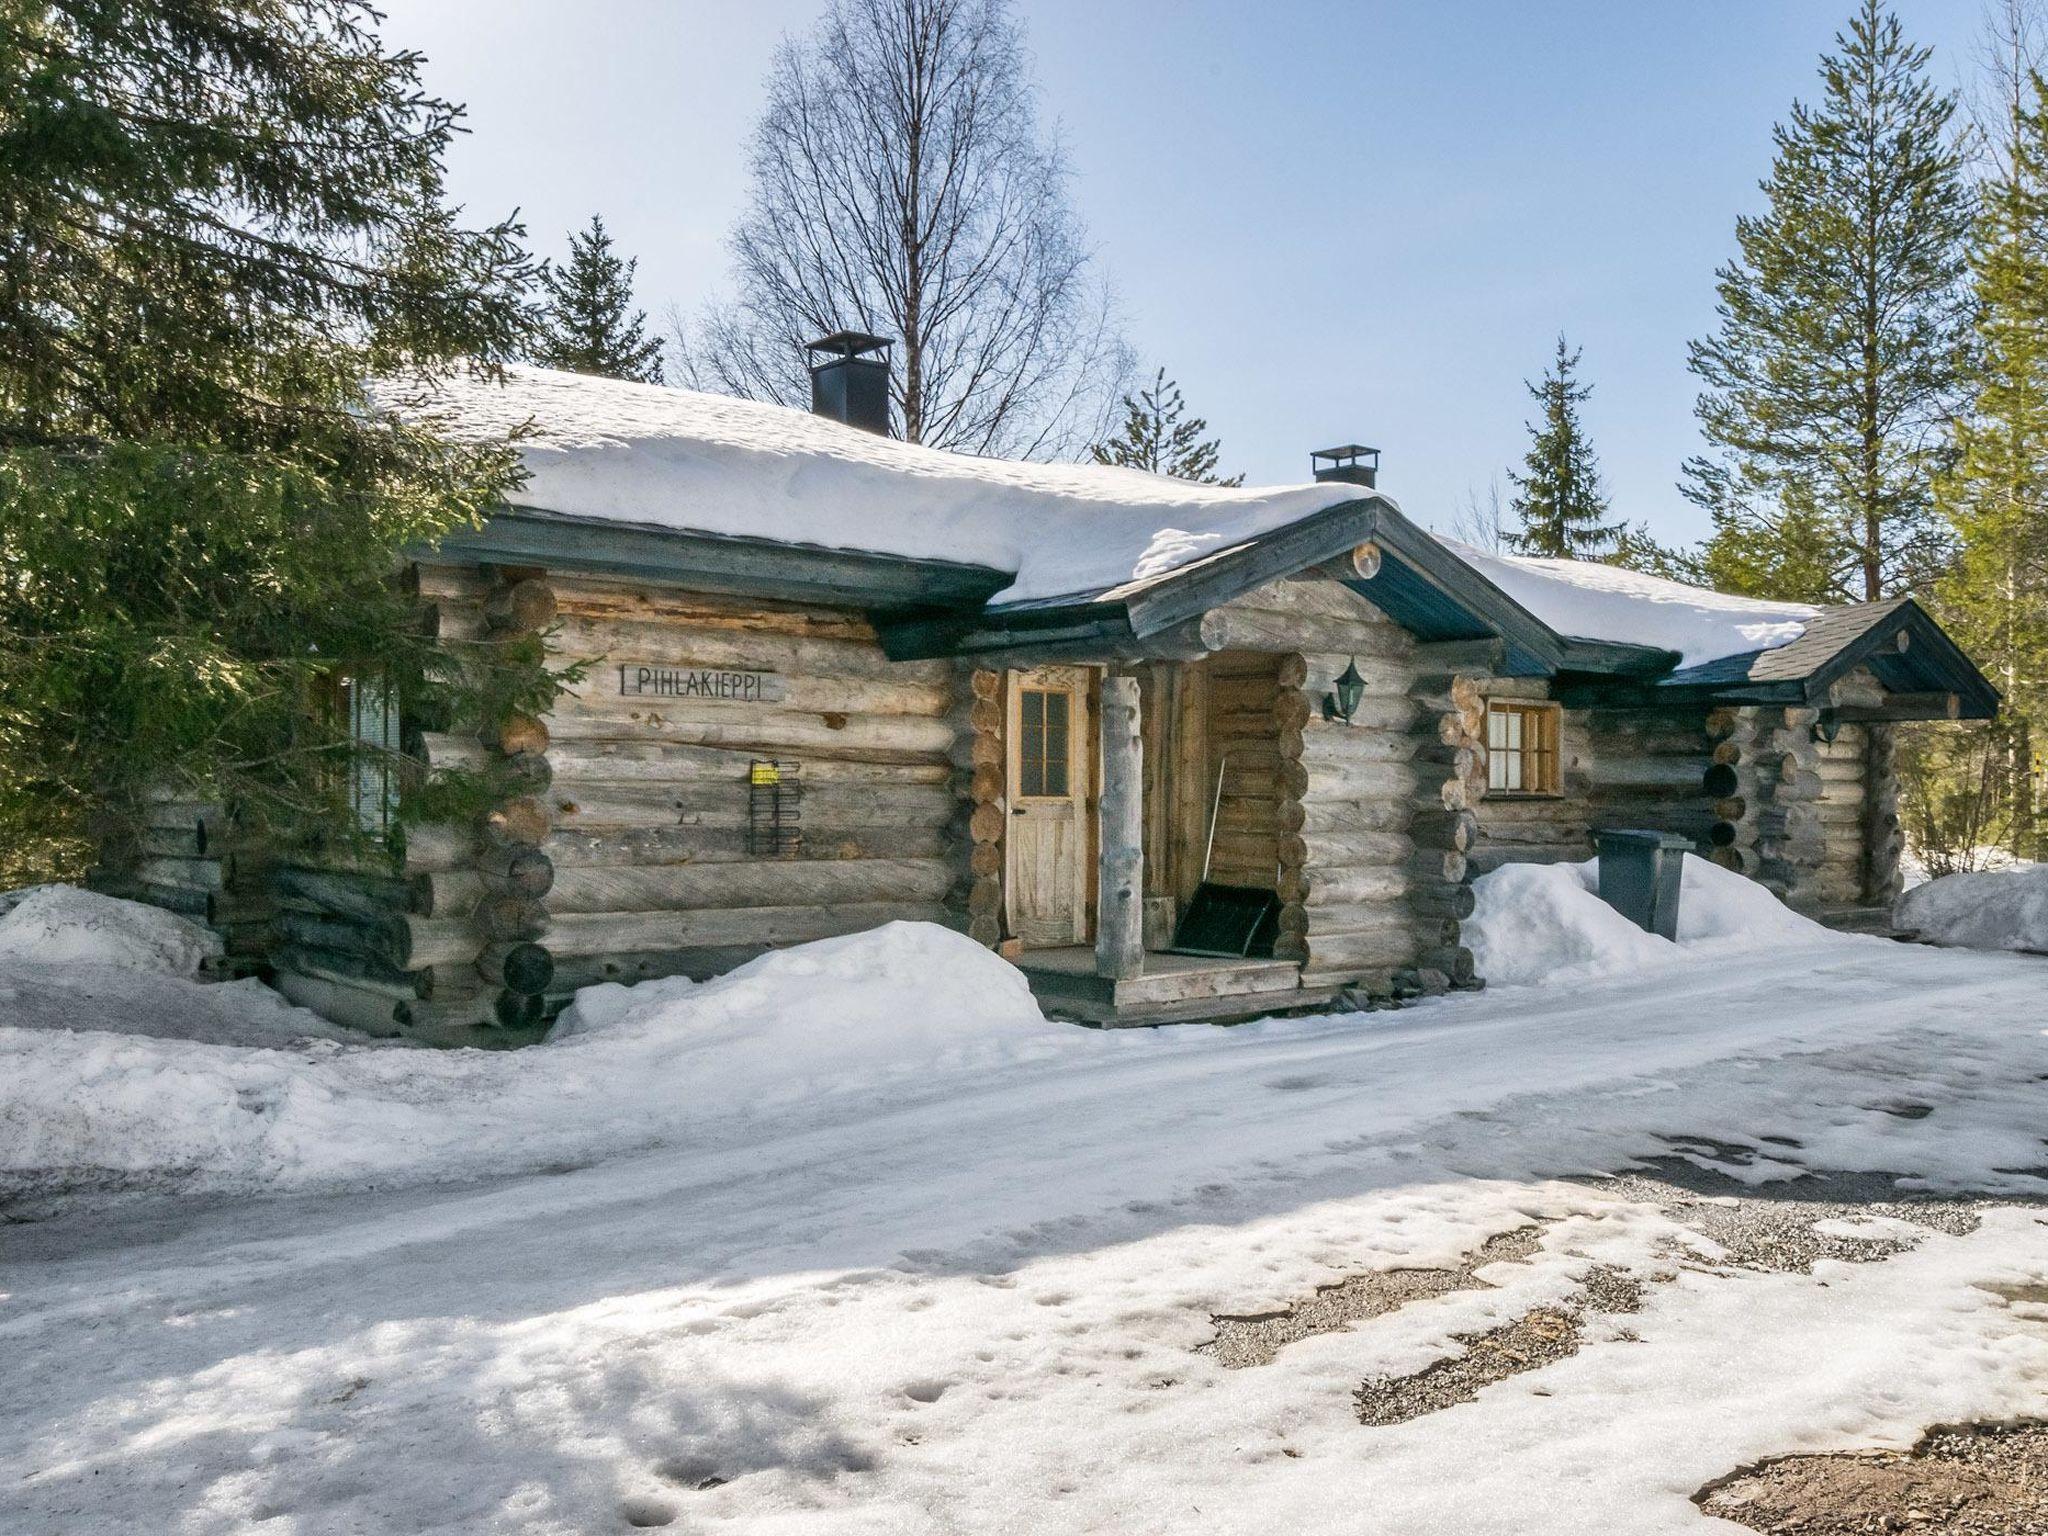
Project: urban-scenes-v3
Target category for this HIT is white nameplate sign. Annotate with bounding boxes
[617,665,786,702]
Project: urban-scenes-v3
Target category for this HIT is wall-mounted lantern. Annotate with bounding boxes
[1324,659,1366,725]
[1812,709,1842,745]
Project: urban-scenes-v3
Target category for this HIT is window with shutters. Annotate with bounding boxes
[1016,687,1071,798]
[1486,700,1562,796]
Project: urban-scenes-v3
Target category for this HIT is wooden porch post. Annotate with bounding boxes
[1096,669,1145,980]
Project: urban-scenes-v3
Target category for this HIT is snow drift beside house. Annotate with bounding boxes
[0,921,1078,1200]
[1894,866,2048,954]
[1445,539,1816,667]
[1466,854,1842,986]
[0,885,218,976]
[392,366,1360,606]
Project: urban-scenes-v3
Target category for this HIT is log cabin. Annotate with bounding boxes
[95,340,2000,1039]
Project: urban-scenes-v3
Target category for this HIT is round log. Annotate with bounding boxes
[1409,809,1476,852]
[1416,944,1476,984]
[483,797,550,849]
[1701,762,1740,798]
[1301,928,1418,973]
[490,712,551,756]
[1407,848,1468,886]
[1411,883,1477,921]
[485,578,559,632]
[276,942,430,1000]
[403,821,475,872]
[543,901,954,958]
[545,857,954,916]
[396,916,487,969]
[493,989,548,1029]
[478,893,548,942]
[479,941,555,994]
[969,874,1003,919]
[409,869,483,919]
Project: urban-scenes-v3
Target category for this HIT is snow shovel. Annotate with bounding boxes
[1168,751,1282,959]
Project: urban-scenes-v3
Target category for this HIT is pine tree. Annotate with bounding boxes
[1090,369,1243,484]
[1609,522,1709,585]
[0,1,541,882]
[1933,58,2048,859]
[1685,0,1972,604]
[1507,336,1621,560]
[534,216,665,383]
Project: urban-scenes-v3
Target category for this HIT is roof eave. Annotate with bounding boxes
[424,504,1013,615]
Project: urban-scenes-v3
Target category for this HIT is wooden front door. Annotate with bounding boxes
[1006,667,1093,947]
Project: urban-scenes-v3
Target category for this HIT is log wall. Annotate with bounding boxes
[532,572,964,1004]
[1467,678,1593,874]
[88,790,269,980]
[1208,581,1434,993]
[266,562,543,1041]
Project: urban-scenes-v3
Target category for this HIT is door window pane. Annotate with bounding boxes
[1018,688,1069,798]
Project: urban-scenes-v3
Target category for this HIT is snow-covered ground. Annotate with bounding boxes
[1,888,2044,1533]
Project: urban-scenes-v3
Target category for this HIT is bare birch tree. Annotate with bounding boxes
[677,0,1128,459]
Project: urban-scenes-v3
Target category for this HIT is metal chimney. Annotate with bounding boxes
[806,331,893,435]
[1311,444,1380,488]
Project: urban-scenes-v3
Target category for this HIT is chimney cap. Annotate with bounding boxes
[1311,443,1379,466]
[1311,443,1380,489]
[806,331,893,363]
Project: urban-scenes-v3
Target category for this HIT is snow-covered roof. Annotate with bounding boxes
[399,365,1363,607]
[1445,541,1817,669]
[396,367,1879,676]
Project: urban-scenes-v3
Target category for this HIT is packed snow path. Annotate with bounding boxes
[3,940,2046,1534]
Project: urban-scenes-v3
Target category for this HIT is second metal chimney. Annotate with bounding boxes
[1311,444,1380,488]
[806,331,893,435]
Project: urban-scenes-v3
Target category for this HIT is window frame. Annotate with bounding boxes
[1014,685,1074,800]
[336,671,401,837]
[1484,699,1563,798]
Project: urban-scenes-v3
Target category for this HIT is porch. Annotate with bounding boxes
[1015,946,1333,1027]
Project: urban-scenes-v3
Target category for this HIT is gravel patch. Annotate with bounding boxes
[1594,1158,1985,1275]
[1354,1265,1646,1427]
[1696,1420,2048,1534]
[1199,1223,1548,1370]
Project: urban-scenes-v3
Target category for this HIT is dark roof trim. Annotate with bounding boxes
[881,497,1580,670]
[424,504,1012,615]
[1342,508,1568,675]
[1658,597,1998,718]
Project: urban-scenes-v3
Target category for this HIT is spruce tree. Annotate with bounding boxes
[1685,0,1972,604]
[1507,336,1621,560]
[1090,369,1242,484]
[0,1,540,881]
[1934,66,2048,858]
[534,216,665,383]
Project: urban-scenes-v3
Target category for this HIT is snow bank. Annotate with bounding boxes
[0,884,218,975]
[1466,855,1840,986]
[548,921,1060,1106]
[1894,866,2048,954]
[396,366,1357,605]
[1445,539,1815,667]
[0,922,1078,1200]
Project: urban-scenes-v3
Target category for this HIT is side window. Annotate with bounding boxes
[341,673,399,836]
[1017,687,1071,797]
[1485,701,1561,796]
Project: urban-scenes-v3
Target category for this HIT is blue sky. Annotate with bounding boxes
[378,0,1991,546]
